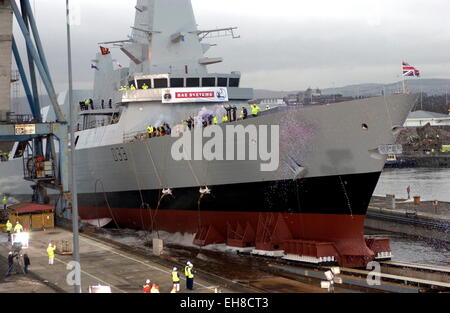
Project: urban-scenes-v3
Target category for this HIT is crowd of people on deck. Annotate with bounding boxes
[145,103,265,139]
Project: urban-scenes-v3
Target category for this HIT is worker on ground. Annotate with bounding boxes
[143,279,151,293]
[265,105,271,111]
[172,267,181,292]
[213,116,218,125]
[47,243,56,265]
[23,254,30,274]
[5,252,14,276]
[5,220,12,242]
[185,261,195,290]
[142,83,149,90]
[150,283,160,293]
[130,84,136,91]
[222,115,229,123]
[2,195,7,210]
[14,221,23,233]
[251,104,261,117]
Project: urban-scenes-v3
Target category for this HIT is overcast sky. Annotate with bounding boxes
[12,0,450,93]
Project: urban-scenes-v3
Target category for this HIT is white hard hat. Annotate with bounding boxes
[187,261,192,266]
[146,279,150,284]
[173,267,177,271]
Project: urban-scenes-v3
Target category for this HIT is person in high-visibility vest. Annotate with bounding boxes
[184,261,195,290]
[213,116,218,125]
[47,243,56,265]
[142,83,149,90]
[143,279,151,293]
[251,104,261,117]
[147,126,154,137]
[5,220,12,243]
[221,115,229,123]
[14,221,23,233]
[2,195,7,210]
[172,267,180,292]
[130,84,136,91]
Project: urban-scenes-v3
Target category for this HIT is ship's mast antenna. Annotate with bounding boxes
[195,27,240,41]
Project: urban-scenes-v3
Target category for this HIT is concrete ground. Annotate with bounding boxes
[370,196,450,220]
[0,228,234,293]
[0,257,56,293]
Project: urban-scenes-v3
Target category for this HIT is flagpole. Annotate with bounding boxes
[402,61,408,94]
[401,61,406,94]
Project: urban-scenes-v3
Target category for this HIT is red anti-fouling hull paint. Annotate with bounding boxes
[79,206,377,267]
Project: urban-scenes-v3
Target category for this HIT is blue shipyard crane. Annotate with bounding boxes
[0,0,80,292]
[0,0,69,197]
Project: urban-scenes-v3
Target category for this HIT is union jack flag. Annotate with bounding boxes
[402,61,420,77]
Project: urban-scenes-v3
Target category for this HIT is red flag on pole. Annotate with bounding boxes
[100,46,110,55]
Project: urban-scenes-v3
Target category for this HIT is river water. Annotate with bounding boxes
[365,230,450,266]
[372,168,450,266]
[374,168,450,202]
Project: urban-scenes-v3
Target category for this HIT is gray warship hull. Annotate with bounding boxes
[0,0,418,267]
[70,93,416,267]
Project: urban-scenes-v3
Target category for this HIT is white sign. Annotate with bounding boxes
[162,87,228,104]
[89,285,112,293]
[15,124,36,135]
[378,144,403,155]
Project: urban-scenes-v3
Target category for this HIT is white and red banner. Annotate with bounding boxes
[162,87,229,103]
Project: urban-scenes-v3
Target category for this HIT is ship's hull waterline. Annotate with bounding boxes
[71,94,416,267]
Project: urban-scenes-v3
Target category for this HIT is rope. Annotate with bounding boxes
[127,144,156,238]
[94,178,120,229]
[142,140,164,188]
[338,176,354,218]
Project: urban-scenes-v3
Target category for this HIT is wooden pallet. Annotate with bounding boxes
[55,240,73,255]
